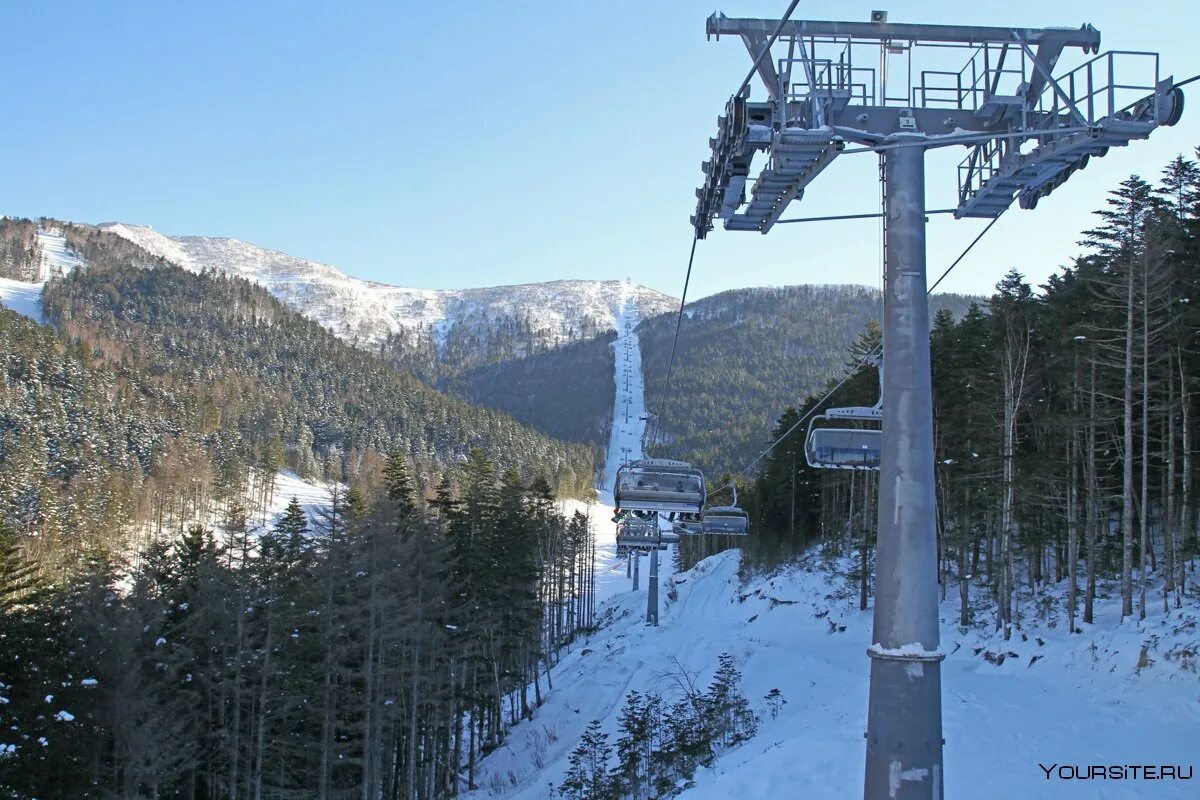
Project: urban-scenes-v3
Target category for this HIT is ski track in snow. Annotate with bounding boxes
[464,295,1200,800]
[550,284,675,613]
[0,228,84,324]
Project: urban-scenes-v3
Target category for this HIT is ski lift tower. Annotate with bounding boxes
[693,10,1184,799]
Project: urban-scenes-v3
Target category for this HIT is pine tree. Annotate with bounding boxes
[559,720,615,800]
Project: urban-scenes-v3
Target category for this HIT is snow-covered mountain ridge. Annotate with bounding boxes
[100,223,676,351]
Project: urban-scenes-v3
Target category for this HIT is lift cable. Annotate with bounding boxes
[733,0,803,100]
[649,234,699,448]
[652,2,803,451]
[732,208,1008,480]
[929,208,1006,293]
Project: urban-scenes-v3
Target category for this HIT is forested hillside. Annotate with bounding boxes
[0,307,211,573]
[103,221,675,365]
[2,224,607,797]
[0,448,600,799]
[0,218,38,281]
[379,312,613,390]
[639,285,976,476]
[444,332,617,447]
[41,225,594,496]
[747,153,1200,631]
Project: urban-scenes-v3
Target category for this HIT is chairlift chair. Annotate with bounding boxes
[614,458,706,514]
[616,517,661,550]
[700,505,750,535]
[804,405,882,471]
[805,353,883,471]
[700,484,750,535]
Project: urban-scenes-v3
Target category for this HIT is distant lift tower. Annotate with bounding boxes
[693,10,1184,800]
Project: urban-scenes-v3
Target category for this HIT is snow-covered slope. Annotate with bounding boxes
[0,278,45,323]
[35,226,85,280]
[467,550,1199,800]
[0,229,84,323]
[100,223,676,351]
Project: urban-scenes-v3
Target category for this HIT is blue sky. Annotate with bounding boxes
[3,0,1197,299]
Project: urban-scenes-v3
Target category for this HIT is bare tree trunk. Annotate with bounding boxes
[998,320,1030,639]
[1085,360,1099,625]
[252,598,274,800]
[1179,357,1192,601]
[1139,258,1151,620]
[1068,434,1079,634]
[1165,357,1178,612]
[1122,259,1136,619]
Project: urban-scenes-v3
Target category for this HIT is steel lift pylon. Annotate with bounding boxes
[693,10,1185,799]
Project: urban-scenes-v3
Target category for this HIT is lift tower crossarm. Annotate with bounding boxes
[707,14,1101,51]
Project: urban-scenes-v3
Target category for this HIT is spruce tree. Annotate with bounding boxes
[384,450,417,515]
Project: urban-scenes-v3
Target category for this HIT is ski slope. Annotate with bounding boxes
[0,229,84,323]
[35,227,84,280]
[262,470,337,530]
[558,283,676,610]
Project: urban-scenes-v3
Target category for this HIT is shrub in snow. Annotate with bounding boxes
[562,653,760,799]
[763,687,787,720]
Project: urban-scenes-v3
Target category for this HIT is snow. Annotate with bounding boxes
[34,227,84,279]
[865,642,944,659]
[100,223,677,353]
[53,710,74,722]
[261,470,337,531]
[0,229,84,324]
